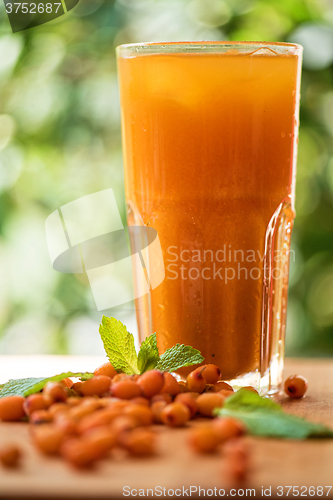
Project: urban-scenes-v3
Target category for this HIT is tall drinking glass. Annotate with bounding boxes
[117,41,302,394]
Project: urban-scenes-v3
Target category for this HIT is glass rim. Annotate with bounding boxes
[116,40,303,58]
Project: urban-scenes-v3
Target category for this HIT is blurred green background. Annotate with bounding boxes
[0,0,332,357]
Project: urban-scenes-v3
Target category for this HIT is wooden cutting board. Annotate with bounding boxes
[0,358,332,500]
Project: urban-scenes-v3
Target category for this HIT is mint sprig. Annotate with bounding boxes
[0,372,94,399]
[99,317,139,375]
[99,316,204,375]
[215,389,333,439]
[137,333,160,373]
[156,344,204,372]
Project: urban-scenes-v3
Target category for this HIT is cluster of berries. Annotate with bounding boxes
[0,364,307,479]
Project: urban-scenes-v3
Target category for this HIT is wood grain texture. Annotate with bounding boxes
[0,357,332,500]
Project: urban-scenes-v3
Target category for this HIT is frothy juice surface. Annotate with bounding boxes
[118,45,299,381]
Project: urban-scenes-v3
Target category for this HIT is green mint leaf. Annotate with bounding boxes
[215,389,333,439]
[156,344,204,372]
[137,333,160,374]
[0,372,94,399]
[99,316,139,375]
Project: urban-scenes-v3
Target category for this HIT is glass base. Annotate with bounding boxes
[227,353,283,396]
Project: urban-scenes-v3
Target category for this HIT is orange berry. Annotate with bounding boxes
[61,378,73,389]
[284,375,308,399]
[111,379,142,400]
[150,393,173,405]
[161,372,181,396]
[32,425,65,455]
[43,382,68,404]
[161,402,190,427]
[81,376,111,397]
[0,445,22,468]
[124,404,153,426]
[151,401,167,424]
[195,364,221,384]
[29,410,53,425]
[72,382,83,396]
[186,370,206,393]
[216,381,234,392]
[175,393,199,418]
[112,373,129,383]
[61,438,100,468]
[48,403,69,418]
[53,414,78,436]
[188,425,220,453]
[125,428,156,457]
[84,426,117,455]
[137,370,164,398]
[0,396,25,422]
[130,397,150,406]
[78,408,120,434]
[93,362,118,379]
[23,394,49,416]
[212,418,245,442]
[196,393,225,417]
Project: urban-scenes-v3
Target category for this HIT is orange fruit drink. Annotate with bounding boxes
[117,42,302,392]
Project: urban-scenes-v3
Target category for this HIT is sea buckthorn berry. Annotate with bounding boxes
[284,375,308,399]
[124,428,156,457]
[66,398,81,407]
[212,418,245,443]
[151,401,168,424]
[0,396,25,422]
[196,364,221,385]
[111,379,142,400]
[186,370,206,393]
[197,393,225,417]
[188,425,220,453]
[137,370,164,398]
[61,378,73,389]
[0,445,22,468]
[61,438,100,468]
[150,393,173,405]
[72,382,83,396]
[242,386,258,394]
[32,425,65,455]
[112,416,139,447]
[112,373,130,383]
[78,408,120,434]
[23,394,49,416]
[48,403,69,418]
[81,376,111,397]
[124,404,153,426]
[224,438,249,462]
[84,426,117,456]
[161,372,181,396]
[215,381,234,392]
[225,454,248,483]
[161,403,190,427]
[29,410,53,425]
[131,397,150,406]
[175,393,199,418]
[69,404,98,422]
[54,414,78,436]
[94,362,118,379]
[224,438,250,482]
[43,382,68,404]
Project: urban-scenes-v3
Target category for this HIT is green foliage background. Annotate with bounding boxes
[0,0,332,356]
